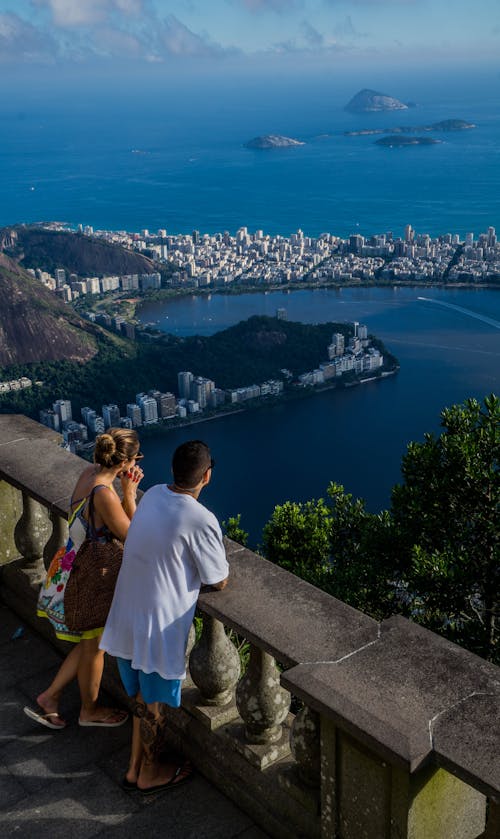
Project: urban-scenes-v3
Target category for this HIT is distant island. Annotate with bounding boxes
[344,89,408,113]
[244,135,305,149]
[345,119,475,137]
[375,136,441,148]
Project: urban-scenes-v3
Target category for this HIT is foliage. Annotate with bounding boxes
[262,498,333,589]
[391,394,499,662]
[222,514,249,547]
[262,395,500,663]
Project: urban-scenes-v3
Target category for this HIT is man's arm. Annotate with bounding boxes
[210,577,228,591]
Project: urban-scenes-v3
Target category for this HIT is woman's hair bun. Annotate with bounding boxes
[94,432,117,466]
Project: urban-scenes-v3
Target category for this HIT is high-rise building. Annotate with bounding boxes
[178,371,193,400]
[126,403,142,428]
[136,394,158,425]
[102,404,120,428]
[190,377,214,409]
[404,224,414,243]
[54,268,66,289]
[53,399,72,424]
[40,409,60,432]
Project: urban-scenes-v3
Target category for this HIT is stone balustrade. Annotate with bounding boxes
[1,414,498,839]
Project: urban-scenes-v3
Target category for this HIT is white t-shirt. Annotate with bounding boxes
[100,484,229,680]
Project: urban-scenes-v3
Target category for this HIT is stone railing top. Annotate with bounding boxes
[0,414,84,517]
[281,615,500,798]
[198,540,378,668]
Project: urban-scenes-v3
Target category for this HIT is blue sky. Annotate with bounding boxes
[1,0,499,75]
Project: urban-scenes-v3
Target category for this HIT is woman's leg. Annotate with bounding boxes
[77,637,127,724]
[36,642,82,724]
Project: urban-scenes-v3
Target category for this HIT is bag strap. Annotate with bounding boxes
[87,487,99,540]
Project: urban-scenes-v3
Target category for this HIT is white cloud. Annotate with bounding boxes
[0,11,57,61]
[32,0,147,28]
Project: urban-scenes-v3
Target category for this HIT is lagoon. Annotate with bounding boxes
[137,286,500,545]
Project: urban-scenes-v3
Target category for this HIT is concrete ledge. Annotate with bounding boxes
[281,616,500,777]
[199,541,378,667]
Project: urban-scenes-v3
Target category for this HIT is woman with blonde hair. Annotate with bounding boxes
[24,428,144,729]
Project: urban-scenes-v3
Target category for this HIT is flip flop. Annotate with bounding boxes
[120,777,138,791]
[140,762,194,796]
[23,706,67,730]
[78,710,128,728]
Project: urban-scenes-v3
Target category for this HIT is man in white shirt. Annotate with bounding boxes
[101,440,228,794]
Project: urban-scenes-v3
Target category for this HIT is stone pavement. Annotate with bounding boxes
[0,602,268,839]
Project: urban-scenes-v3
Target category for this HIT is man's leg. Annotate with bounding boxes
[135,697,179,790]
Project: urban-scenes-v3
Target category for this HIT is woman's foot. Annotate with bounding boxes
[78,707,129,727]
[28,691,66,728]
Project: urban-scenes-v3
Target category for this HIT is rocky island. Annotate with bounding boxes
[375,135,441,148]
[344,89,408,113]
[244,135,305,149]
[345,119,475,137]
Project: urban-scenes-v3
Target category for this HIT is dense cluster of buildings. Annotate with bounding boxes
[28,265,162,303]
[38,321,385,451]
[30,223,500,300]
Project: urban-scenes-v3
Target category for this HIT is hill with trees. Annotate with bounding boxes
[0,315,396,418]
[1,225,159,278]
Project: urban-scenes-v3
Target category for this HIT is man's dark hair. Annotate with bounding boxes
[172,440,212,488]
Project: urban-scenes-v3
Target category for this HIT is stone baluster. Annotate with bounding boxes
[189,616,241,706]
[290,704,321,787]
[14,492,51,584]
[43,509,69,570]
[236,645,290,744]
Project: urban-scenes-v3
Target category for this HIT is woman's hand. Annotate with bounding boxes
[120,464,144,496]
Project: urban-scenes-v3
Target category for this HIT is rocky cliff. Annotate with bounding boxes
[0,253,99,367]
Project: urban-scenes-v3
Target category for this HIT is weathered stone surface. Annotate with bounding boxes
[290,705,321,787]
[282,616,500,774]
[236,647,290,744]
[199,541,378,667]
[432,693,500,799]
[0,479,22,565]
[189,616,241,706]
[0,434,81,516]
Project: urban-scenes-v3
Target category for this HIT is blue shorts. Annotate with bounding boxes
[116,657,182,707]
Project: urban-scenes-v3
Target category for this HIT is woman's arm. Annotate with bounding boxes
[93,465,144,542]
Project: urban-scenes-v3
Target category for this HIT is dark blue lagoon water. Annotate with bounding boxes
[138,287,500,545]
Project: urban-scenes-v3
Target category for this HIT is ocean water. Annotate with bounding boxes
[1,71,499,239]
[137,287,500,544]
[1,70,499,542]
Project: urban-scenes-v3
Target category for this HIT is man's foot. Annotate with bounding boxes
[138,761,194,795]
[78,708,128,727]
